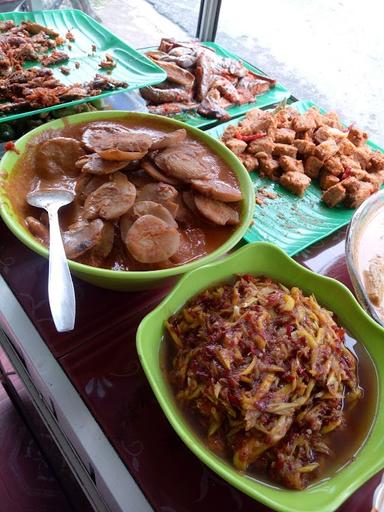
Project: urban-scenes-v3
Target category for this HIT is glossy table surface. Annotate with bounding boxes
[0,217,381,512]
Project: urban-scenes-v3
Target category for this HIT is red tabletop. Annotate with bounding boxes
[0,218,379,512]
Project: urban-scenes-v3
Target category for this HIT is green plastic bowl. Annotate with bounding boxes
[136,242,384,512]
[0,110,254,291]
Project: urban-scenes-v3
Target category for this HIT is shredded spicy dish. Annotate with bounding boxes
[166,275,362,489]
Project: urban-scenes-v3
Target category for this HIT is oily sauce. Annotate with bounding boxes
[7,116,242,271]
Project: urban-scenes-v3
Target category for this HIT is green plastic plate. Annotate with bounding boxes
[137,242,384,512]
[207,100,384,256]
[140,41,290,129]
[0,9,166,123]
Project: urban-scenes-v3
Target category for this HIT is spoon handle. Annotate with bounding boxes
[47,206,76,332]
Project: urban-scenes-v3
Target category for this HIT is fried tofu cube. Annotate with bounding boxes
[257,152,280,180]
[322,111,343,129]
[295,128,315,142]
[322,183,346,207]
[313,125,346,144]
[304,156,323,179]
[367,151,384,172]
[239,152,259,172]
[274,107,296,128]
[293,139,316,158]
[314,139,339,161]
[348,126,368,147]
[291,113,317,132]
[279,171,311,196]
[221,124,237,142]
[305,107,324,128]
[323,156,344,176]
[353,146,372,170]
[279,155,304,174]
[247,137,274,155]
[319,170,340,190]
[343,179,374,208]
[272,143,298,158]
[274,128,296,144]
[225,138,247,156]
[338,138,357,156]
[361,171,381,191]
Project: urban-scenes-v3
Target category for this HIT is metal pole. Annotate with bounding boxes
[196,0,222,41]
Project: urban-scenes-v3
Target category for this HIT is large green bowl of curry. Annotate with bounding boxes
[0,110,254,291]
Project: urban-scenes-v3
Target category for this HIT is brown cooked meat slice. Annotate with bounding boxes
[319,170,340,190]
[154,144,211,181]
[239,153,259,172]
[314,139,339,161]
[62,219,104,259]
[151,128,187,150]
[247,137,274,155]
[78,154,128,175]
[136,182,178,204]
[347,126,368,147]
[83,123,152,153]
[125,215,180,263]
[84,176,136,220]
[274,128,296,144]
[272,143,298,158]
[304,156,323,179]
[291,112,317,132]
[25,216,49,244]
[225,138,247,156]
[141,160,179,185]
[279,171,311,196]
[279,156,304,174]
[323,156,344,176]
[343,180,374,208]
[35,137,86,179]
[190,179,242,202]
[293,139,316,158]
[194,194,240,225]
[322,183,346,207]
[132,201,177,227]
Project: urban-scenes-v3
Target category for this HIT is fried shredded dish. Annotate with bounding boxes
[0,20,127,116]
[166,275,362,489]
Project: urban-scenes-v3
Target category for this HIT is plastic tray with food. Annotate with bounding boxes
[0,9,166,123]
[139,39,290,128]
[346,189,384,326]
[207,99,384,255]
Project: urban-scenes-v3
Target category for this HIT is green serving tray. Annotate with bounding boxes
[0,9,166,123]
[207,100,383,256]
[140,41,290,129]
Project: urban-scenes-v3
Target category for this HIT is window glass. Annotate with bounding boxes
[27,0,201,48]
[216,0,384,144]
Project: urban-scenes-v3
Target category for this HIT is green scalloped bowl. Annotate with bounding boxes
[136,242,384,512]
[0,110,254,290]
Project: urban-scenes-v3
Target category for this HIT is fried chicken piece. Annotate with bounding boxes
[279,155,304,174]
[40,50,69,66]
[238,109,276,136]
[279,171,311,196]
[304,156,323,179]
[322,183,346,207]
[221,125,238,143]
